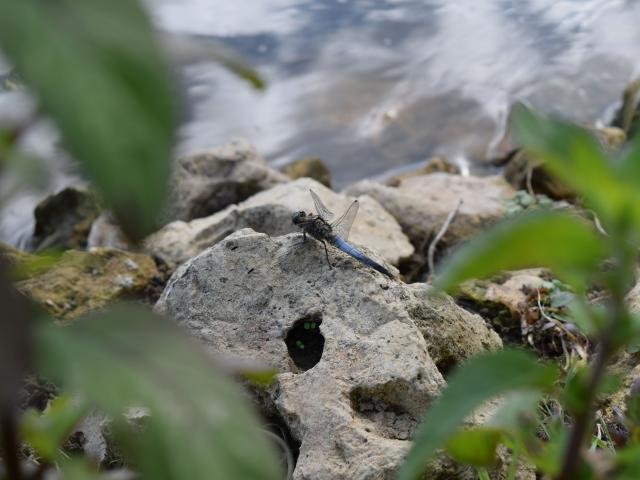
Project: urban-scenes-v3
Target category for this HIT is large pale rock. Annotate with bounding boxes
[155,229,501,479]
[171,138,289,221]
[345,173,516,249]
[146,178,413,269]
[17,249,159,321]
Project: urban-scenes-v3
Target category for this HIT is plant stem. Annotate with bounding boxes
[0,407,23,480]
[556,337,612,480]
[556,263,629,480]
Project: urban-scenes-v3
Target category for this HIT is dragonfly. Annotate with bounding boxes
[291,190,393,278]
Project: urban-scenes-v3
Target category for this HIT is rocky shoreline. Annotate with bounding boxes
[4,81,640,479]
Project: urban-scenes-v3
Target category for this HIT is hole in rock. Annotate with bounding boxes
[350,386,419,441]
[285,315,324,371]
[435,356,457,379]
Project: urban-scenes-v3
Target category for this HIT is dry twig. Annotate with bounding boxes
[428,199,463,276]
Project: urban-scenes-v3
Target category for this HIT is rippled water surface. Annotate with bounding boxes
[1,0,640,244]
[150,0,640,183]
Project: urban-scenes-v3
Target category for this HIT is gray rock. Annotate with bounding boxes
[155,229,501,479]
[345,173,516,249]
[146,178,413,270]
[170,138,289,221]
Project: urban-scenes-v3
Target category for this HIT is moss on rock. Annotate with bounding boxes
[16,248,158,321]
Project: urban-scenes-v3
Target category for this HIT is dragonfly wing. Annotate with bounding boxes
[310,189,334,221]
[331,199,359,241]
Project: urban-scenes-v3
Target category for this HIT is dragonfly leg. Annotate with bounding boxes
[320,240,333,269]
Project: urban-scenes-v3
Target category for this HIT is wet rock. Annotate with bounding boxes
[155,229,501,480]
[87,213,131,251]
[146,178,413,270]
[502,126,625,200]
[345,173,515,251]
[30,187,100,251]
[281,157,332,187]
[17,248,159,321]
[385,156,460,187]
[612,77,640,137]
[503,151,575,200]
[171,138,288,221]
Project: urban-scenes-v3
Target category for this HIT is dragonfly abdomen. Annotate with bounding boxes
[331,236,393,278]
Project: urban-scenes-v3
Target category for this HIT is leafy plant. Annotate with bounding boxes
[0,1,278,479]
[399,105,640,480]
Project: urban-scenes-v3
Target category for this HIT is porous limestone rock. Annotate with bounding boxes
[146,178,413,270]
[155,229,501,479]
[345,173,515,249]
[170,138,289,221]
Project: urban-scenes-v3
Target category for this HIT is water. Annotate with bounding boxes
[1,0,640,246]
[150,0,640,182]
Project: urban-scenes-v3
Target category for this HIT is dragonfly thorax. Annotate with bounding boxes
[291,211,334,241]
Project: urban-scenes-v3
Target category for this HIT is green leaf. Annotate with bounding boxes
[615,444,640,480]
[488,390,542,431]
[20,394,87,462]
[445,427,503,466]
[397,349,558,480]
[512,104,640,230]
[34,305,281,480]
[435,211,608,293]
[0,0,176,241]
[161,34,265,90]
[58,458,109,480]
[562,366,590,415]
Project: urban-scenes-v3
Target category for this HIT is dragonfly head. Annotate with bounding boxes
[291,211,308,226]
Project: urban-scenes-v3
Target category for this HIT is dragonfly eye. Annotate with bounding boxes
[291,211,306,224]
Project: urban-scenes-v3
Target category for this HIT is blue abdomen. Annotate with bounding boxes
[332,237,393,278]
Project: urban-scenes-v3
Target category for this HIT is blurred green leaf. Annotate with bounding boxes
[20,394,87,462]
[527,420,569,476]
[562,366,590,415]
[435,211,608,293]
[202,48,265,90]
[620,133,640,186]
[58,457,107,480]
[10,249,64,281]
[445,427,503,467]
[0,0,176,241]
[160,33,265,90]
[488,390,541,431]
[512,104,640,231]
[240,368,278,387]
[397,349,558,480]
[615,444,640,480]
[34,305,281,480]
